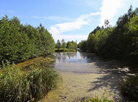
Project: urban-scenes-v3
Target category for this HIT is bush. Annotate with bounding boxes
[0,61,59,102]
[121,75,138,101]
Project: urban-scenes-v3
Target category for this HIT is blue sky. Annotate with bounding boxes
[0,0,138,42]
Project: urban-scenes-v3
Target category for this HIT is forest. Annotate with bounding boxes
[0,15,55,63]
[79,6,138,62]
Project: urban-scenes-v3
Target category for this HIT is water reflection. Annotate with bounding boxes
[54,51,97,63]
[53,51,100,73]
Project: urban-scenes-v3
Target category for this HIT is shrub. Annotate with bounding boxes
[0,61,59,102]
[121,75,138,101]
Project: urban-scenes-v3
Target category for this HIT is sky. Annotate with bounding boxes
[0,0,138,43]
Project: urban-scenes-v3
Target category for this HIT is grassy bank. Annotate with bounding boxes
[0,57,59,102]
[55,48,76,52]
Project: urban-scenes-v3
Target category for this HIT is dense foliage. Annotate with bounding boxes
[78,40,87,52]
[56,39,77,51]
[79,6,138,61]
[121,75,138,101]
[0,16,55,63]
[0,59,59,102]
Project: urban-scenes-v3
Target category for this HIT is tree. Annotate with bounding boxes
[78,40,87,52]
[80,6,138,62]
[56,40,61,51]
[61,39,66,51]
[0,16,55,63]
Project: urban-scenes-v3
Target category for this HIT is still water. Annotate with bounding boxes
[53,51,100,73]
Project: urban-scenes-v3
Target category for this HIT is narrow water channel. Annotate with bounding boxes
[40,52,127,102]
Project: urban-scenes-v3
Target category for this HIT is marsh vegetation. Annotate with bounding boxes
[0,57,59,102]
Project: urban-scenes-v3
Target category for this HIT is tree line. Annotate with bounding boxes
[56,39,77,51]
[79,6,138,62]
[0,15,55,63]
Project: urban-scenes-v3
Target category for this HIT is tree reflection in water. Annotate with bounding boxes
[54,51,98,63]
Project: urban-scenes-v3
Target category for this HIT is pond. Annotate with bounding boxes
[40,51,126,102]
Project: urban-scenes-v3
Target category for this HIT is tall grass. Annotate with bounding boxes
[0,60,59,102]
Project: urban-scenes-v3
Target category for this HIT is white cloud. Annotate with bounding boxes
[100,0,128,26]
[49,12,100,41]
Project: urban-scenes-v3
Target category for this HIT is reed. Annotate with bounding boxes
[0,60,59,102]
